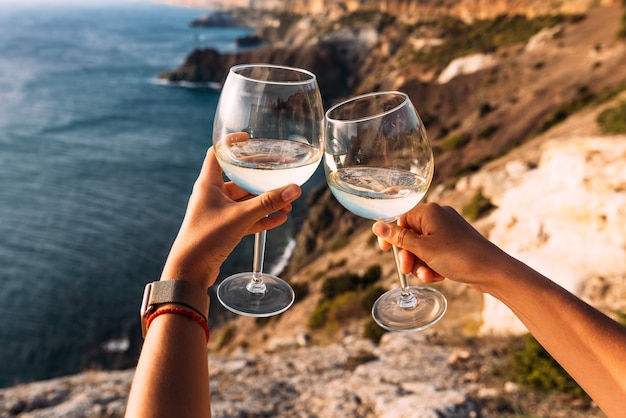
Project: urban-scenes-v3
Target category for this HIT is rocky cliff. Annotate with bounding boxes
[158,0,626,336]
[158,0,617,21]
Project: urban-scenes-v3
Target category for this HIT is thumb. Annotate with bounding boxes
[246,184,302,218]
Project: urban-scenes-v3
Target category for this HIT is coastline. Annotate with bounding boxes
[149,0,248,10]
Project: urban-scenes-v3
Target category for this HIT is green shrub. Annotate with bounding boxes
[479,102,494,117]
[362,285,386,311]
[478,124,499,139]
[540,86,595,132]
[462,189,495,221]
[509,334,585,395]
[308,300,331,329]
[441,132,471,151]
[412,14,566,69]
[597,101,626,134]
[330,291,364,321]
[363,318,387,344]
[311,267,388,331]
[322,272,360,299]
[361,265,382,287]
[291,281,310,303]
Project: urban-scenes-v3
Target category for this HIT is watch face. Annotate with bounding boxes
[140,282,153,316]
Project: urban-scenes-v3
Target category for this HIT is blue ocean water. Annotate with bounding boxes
[0,1,320,387]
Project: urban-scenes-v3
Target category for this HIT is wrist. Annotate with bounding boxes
[145,305,210,343]
[479,249,534,299]
[160,261,216,291]
[140,280,210,338]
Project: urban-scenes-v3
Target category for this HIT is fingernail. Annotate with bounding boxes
[281,184,300,201]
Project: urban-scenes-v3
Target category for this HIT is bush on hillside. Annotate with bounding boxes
[322,272,360,299]
[411,14,568,69]
[462,189,495,221]
[361,265,382,287]
[308,266,384,330]
[363,318,387,343]
[308,300,331,329]
[597,100,626,134]
[508,334,586,396]
[441,131,471,151]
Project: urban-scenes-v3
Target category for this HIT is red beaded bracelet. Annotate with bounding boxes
[145,306,210,343]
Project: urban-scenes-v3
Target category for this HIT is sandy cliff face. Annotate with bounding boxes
[453,120,626,334]
[158,0,619,21]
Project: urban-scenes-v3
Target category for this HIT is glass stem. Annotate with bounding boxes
[247,230,268,295]
[392,245,417,309]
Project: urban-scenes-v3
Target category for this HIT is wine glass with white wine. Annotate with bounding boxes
[324,91,447,332]
[213,64,324,317]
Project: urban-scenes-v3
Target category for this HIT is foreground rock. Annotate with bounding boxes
[1,331,604,417]
[0,370,132,418]
[210,333,476,418]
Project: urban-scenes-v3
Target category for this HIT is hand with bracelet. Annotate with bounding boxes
[125,146,301,418]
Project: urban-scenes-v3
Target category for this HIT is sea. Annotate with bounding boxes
[0,0,323,387]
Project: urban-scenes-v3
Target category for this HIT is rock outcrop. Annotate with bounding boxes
[0,370,132,417]
[457,134,626,334]
[160,26,379,106]
[1,330,607,417]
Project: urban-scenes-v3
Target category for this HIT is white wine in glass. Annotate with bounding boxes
[324,91,447,332]
[213,64,324,317]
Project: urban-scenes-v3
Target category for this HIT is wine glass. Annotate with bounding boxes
[324,91,447,332]
[212,64,324,317]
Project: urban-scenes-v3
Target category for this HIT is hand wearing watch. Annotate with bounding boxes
[140,280,210,338]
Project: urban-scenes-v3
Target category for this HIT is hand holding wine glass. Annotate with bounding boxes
[324,91,447,332]
[212,64,324,317]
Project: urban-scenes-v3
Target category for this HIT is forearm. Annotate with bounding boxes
[126,312,211,418]
[488,256,626,417]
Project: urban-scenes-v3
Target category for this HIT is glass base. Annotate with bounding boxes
[216,272,295,317]
[372,286,447,332]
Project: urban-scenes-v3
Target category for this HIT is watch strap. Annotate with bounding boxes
[140,280,210,338]
[148,280,209,318]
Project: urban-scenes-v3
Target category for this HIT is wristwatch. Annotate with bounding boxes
[140,280,210,338]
